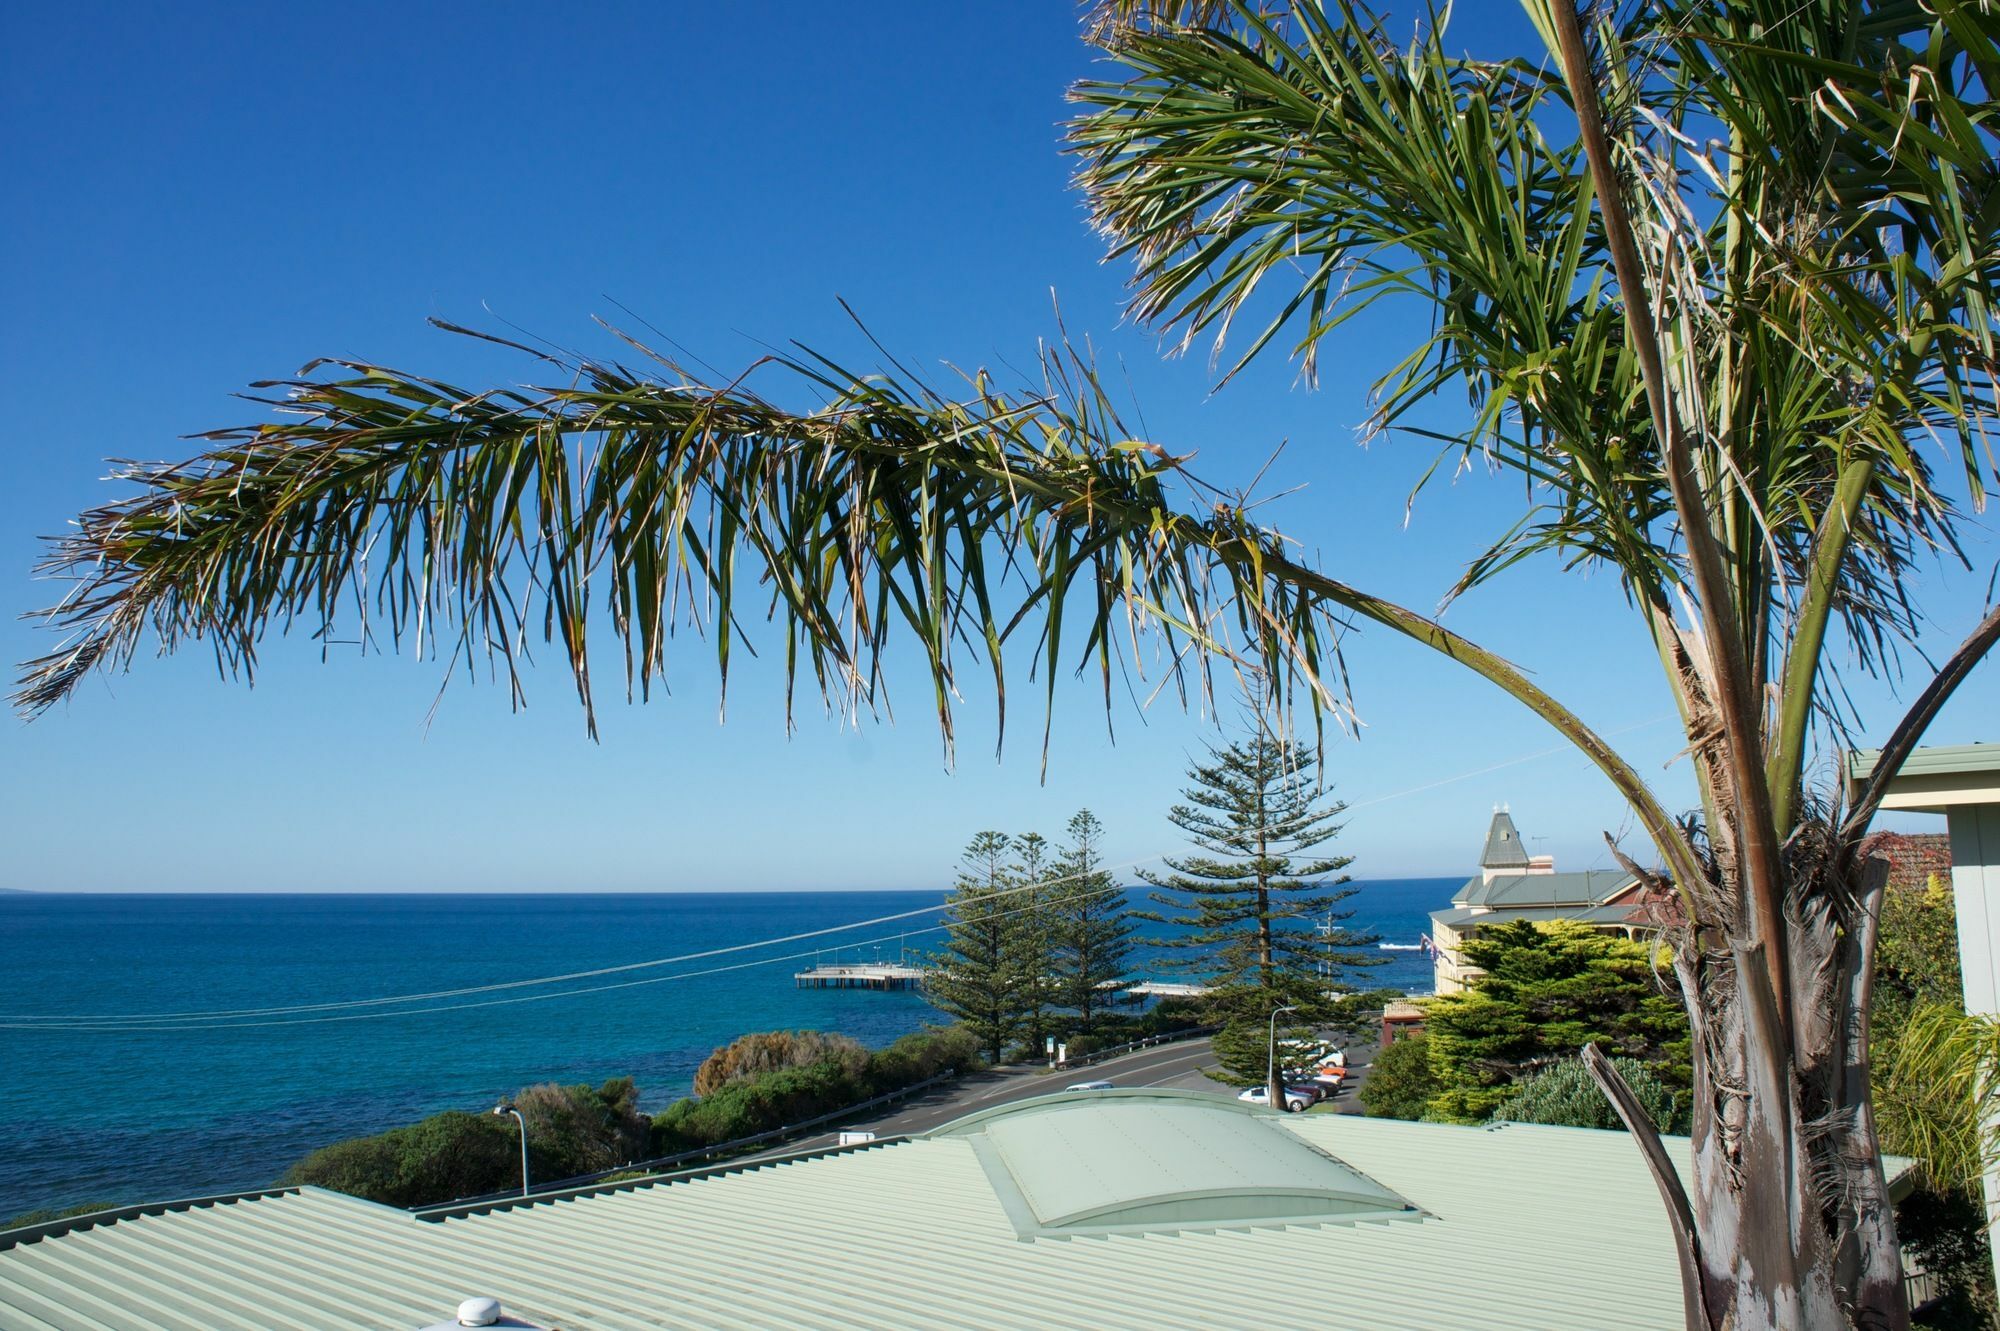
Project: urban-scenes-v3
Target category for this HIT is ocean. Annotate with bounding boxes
[0,878,1457,1218]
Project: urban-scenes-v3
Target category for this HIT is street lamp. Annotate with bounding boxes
[1268,1004,1300,1111]
[492,1103,528,1198]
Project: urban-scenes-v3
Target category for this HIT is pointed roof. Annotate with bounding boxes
[1480,808,1531,871]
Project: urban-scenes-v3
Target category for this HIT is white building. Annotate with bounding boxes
[1427,808,1647,994]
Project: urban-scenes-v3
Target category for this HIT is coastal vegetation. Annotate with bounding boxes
[1356,1034,1437,1122]
[0,1201,118,1233]
[692,1030,867,1097]
[926,812,1136,1060]
[16,2,1998,1324]
[1046,811,1135,1028]
[1422,921,1691,1123]
[281,1026,981,1209]
[1138,732,1378,1102]
[1494,1057,1679,1135]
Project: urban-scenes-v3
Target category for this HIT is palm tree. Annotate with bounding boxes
[14,3,1997,1326]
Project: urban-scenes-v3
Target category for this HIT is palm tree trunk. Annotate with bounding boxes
[1629,858,1909,1330]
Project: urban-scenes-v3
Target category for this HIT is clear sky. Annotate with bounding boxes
[2,2,1992,893]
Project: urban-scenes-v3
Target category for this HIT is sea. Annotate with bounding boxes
[0,878,1457,1219]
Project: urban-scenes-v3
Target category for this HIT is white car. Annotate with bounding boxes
[1236,1085,1315,1113]
[1066,1079,1116,1091]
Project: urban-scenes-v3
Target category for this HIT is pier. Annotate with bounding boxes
[1125,981,1210,999]
[794,963,926,991]
[790,966,1208,999]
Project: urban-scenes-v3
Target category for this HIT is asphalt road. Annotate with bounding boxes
[766,1033,1378,1160]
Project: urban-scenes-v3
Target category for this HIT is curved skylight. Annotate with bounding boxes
[930,1090,1419,1240]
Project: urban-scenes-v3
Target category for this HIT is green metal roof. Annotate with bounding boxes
[937,1091,1414,1237]
[1480,809,1532,870]
[1431,902,1640,931]
[1456,868,1635,910]
[1847,743,2000,782]
[0,1093,1910,1331]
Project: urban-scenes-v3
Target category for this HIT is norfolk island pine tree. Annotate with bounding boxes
[1048,810,1137,1032]
[926,832,1026,1064]
[16,4,2000,1328]
[1137,729,1378,1110]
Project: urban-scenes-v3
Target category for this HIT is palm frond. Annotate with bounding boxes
[16,325,1316,766]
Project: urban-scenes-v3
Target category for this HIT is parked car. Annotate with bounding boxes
[1236,1085,1316,1113]
[1066,1079,1116,1091]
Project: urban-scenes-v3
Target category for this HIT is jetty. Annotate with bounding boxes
[1126,981,1210,999]
[792,965,1209,999]
[794,962,925,991]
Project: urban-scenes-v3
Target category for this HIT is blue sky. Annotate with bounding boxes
[2,2,1992,892]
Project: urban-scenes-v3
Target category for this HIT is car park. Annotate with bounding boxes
[1235,1085,1316,1113]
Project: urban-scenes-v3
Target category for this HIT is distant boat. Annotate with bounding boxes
[1378,942,1423,951]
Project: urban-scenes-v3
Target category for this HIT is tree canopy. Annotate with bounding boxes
[1424,920,1691,1122]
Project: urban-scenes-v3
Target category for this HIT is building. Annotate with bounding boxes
[1427,808,1649,994]
[1846,742,1999,1289]
[1,1088,1880,1331]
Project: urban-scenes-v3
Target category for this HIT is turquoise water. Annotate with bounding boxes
[0,880,1455,1216]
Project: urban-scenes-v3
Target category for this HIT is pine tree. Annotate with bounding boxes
[1047,809,1134,1031]
[1138,735,1378,1103]
[925,831,1025,1062]
[1011,831,1057,1056]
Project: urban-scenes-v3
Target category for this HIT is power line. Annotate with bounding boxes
[5,715,1676,1032]
[0,852,1160,1025]
[0,874,1139,1033]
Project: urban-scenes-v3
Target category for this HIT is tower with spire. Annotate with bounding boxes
[1426,805,1652,994]
[1478,805,1531,882]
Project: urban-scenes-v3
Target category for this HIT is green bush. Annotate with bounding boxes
[652,1024,981,1156]
[283,1110,520,1207]
[279,1024,984,1209]
[1899,1186,2000,1329]
[1492,1057,1681,1133]
[2,1201,118,1231]
[863,1024,982,1093]
[1424,921,1690,1122]
[283,1077,651,1207]
[693,1030,867,1096]
[1358,1034,1439,1120]
[515,1076,651,1175]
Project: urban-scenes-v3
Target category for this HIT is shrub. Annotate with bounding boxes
[693,1030,867,1096]
[283,1110,519,1207]
[1492,1056,1681,1133]
[515,1076,651,1177]
[652,1025,982,1157]
[1358,1034,1439,1121]
[653,1056,864,1153]
[1062,1033,1111,1060]
[864,1025,981,1093]
[2,1201,118,1231]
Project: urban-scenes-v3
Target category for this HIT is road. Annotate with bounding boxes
[764,1034,1378,1160]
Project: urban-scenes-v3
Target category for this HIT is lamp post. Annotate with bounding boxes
[492,1103,528,1198]
[1268,1003,1300,1111]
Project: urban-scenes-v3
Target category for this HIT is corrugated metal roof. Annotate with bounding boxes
[0,1092,1855,1331]
[1431,901,1641,931]
[1847,742,2000,782]
[1458,869,1635,911]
